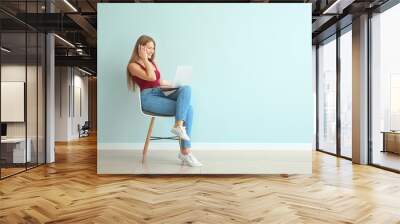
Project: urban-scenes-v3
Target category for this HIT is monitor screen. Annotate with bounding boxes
[1,123,7,137]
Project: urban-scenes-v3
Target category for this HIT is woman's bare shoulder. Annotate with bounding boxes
[127,62,143,77]
[129,61,145,69]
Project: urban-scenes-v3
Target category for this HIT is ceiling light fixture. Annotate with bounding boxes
[54,34,75,48]
[76,48,85,55]
[63,0,78,12]
[322,0,354,15]
[1,47,11,53]
[78,67,93,76]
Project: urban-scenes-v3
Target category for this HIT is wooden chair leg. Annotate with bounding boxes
[142,117,155,162]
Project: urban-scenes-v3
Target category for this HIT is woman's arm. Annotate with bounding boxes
[128,63,156,81]
[142,59,157,81]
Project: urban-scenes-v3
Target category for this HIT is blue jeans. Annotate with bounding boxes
[140,85,193,149]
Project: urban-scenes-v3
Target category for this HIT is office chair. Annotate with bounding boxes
[78,121,90,138]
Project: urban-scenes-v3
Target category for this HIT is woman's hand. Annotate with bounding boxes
[138,45,148,60]
[160,79,174,87]
[160,80,178,92]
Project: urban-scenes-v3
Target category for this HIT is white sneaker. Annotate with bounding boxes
[178,152,203,167]
[170,126,190,141]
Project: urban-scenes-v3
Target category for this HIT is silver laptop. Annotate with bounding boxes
[173,65,192,87]
[161,66,193,96]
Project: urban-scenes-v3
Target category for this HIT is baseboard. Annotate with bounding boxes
[97,142,312,151]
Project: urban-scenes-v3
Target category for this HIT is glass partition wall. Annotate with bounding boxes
[0,1,46,179]
[316,27,353,159]
[339,27,352,159]
[370,3,400,172]
[317,1,400,172]
[317,35,337,155]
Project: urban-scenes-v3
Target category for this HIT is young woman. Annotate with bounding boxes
[127,35,202,167]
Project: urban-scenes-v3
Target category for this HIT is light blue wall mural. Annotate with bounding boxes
[98,3,312,146]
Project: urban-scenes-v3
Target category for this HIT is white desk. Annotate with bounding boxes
[1,138,32,163]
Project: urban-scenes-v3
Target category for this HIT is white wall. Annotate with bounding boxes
[71,72,89,138]
[55,67,89,141]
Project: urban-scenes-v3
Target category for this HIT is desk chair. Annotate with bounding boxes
[78,121,90,138]
[134,84,180,162]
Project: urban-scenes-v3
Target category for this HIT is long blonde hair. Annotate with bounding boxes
[127,35,156,91]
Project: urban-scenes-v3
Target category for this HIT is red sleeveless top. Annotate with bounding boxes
[131,60,161,91]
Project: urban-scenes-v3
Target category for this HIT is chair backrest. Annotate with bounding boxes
[133,84,149,117]
[82,121,90,129]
